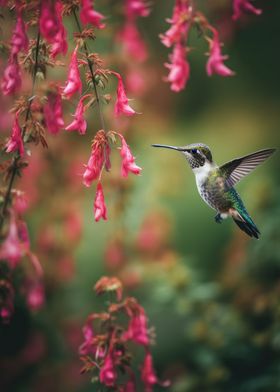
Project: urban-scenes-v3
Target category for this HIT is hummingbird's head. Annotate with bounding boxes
[152,142,213,169]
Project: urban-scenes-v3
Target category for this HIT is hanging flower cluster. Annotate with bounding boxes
[80,276,169,391]
[160,0,262,92]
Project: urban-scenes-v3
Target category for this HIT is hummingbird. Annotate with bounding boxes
[152,143,276,239]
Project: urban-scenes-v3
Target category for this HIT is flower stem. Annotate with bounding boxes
[0,31,41,234]
[73,10,106,131]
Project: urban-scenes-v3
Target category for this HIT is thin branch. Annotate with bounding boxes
[0,31,41,234]
[73,10,106,131]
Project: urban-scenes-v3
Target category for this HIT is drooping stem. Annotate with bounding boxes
[73,10,106,131]
[0,32,41,234]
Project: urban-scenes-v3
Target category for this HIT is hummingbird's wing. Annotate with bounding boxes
[220,148,276,189]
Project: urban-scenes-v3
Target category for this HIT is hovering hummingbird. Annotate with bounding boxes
[152,143,276,239]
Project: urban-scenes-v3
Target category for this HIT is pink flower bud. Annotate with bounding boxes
[11,11,28,56]
[39,0,60,42]
[118,134,141,177]
[165,43,190,92]
[99,352,117,387]
[232,0,262,20]
[80,0,106,29]
[63,46,82,98]
[111,72,137,116]
[44,90,64,134]
[141,352,158,390]
[117,21,148,62]
[66,95,88,135]
[94,182,107,222]
[1,55,22,95]
[206,29,235,77]
[126,0,150,17]
[5,111,24,156]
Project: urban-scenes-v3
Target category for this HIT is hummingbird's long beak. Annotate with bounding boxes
[151,144,185,151]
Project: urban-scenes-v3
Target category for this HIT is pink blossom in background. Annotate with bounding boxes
[80,0,106,29]
[99,351,117,387]
[13,191,29,215]
[94,182,107,222]
[11,11,29,56]
[1,55,22,95]
[120,380,136,392]
[0,280,15,323]
[111,72,137,116]
[64,210,82,243]
[66,95,89,135]
[126,0,150,18]
[49,0,68,58]
[206,29,235,77]
[160,0,191,48]
[118,134,142,177]
[63,46,82,98]
[232,0,262,20]
[26,281,45,311]
[118,22,148,62]
[165,43,190,92]
[44,91,65,134]
[126,69,146,96]
[39,0,60,42]
[5,111,24,156]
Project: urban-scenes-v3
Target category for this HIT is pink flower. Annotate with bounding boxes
[80,0,106,29]
[118,134,142,177]
[39,0,60,42]
[44,91,64,134]
[111,72,137,116]
[0,214,23,268]
[94,182,107,222]
[26,281,45,311]
[83,131,108,187]
[65,95,88,135]
[1,55,22,95]
[165,43,190,92]
[5,111,24,156]
[63,46,82,98]
[123,311,149,345]
[100,352,117,387]
[141,352,158,392]
[126,0,150,17]
[232,0,262,20]
[160,0,191,48]
[122,380,136,392]
[79,321,94,355]
[118,22,148,62]
[49,1,68,58]
[11,11,29,56]
[206,29,235,77]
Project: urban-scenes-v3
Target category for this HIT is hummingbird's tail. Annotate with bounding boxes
[232,209,260,239]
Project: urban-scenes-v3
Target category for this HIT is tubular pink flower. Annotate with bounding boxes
[118,134,142,177]
[232,0,262,20]
[44,91,65,134]
[118,21,148,62]
[63,46,82,98]
[66,95,89,135]
[206,29,235,77]
[80,0,106,29]
[111,72,136,116]
[39,0,60,42]
[1,55,22,95]
[94,182,107,222]
[26,281,45,311]
[141,352,158,392]
[79,321,94,355]
[11,11,28,56]
[99,351,117,387]
[123,311,149,346]
[49,1,68,58]
[0,214,23,268]
[160,0,191,48]
[83,132,108,187]
[126,0,150,17]
[165,43,190,92]
[5,111,24,156]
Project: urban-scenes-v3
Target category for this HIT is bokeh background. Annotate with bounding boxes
[1,1,280,391]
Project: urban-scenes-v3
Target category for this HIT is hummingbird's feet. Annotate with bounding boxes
[215,213,223,224]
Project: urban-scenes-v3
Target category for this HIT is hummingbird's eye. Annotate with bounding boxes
[191,149,197,154]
